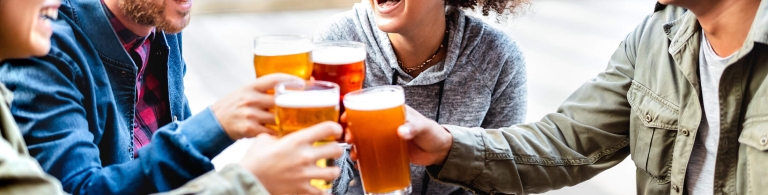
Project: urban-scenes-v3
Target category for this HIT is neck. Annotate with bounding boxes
[688,0,760,57]
[104,0,154,37]
[388,10,447,69]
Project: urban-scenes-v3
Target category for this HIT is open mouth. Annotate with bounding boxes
[375,0,401,13]
[377,0,401,7]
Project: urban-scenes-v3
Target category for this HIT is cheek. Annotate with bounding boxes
[0,6,36,53]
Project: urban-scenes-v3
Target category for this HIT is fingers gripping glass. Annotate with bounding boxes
[344,86,411,195]
[274,81,341,192]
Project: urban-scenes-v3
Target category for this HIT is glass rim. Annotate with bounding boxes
[342,85,403,103]
[275,80,340,93]
[313,41,366,49]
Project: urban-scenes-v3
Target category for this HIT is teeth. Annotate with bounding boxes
[40,7,58,20]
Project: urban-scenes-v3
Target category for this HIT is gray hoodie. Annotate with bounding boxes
[315,3,527,195]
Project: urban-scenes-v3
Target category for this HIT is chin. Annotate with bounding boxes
[30,41,51,57]
[374,17,405,33]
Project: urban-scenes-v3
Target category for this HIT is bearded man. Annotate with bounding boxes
[0,0,341,194]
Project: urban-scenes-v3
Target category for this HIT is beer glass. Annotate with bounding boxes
[253,35,313,80]
[343,86,411,195]
[311,41,366,99]
[274,81,340,191]
[312,41,366,140]
[254,35,313,130]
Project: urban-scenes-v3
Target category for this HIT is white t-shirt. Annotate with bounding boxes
[685,31,735,194]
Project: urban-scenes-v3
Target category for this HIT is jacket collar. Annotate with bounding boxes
[61,0,170,69]
[664,0,768,57]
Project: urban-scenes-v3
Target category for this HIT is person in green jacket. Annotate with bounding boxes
[0,0,342,194]
[352,0,768,194]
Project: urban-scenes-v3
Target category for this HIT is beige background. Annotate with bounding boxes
[192,0,360,14]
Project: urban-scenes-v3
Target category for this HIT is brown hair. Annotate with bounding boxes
[445,0,530,16]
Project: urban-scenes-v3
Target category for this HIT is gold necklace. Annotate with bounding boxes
[397,30,448,73]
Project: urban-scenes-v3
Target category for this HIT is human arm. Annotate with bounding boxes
[394,34,641,194]
[157,122,344,195]
[0,84,67,195]
[0,52,301,194]
[481,45,528,128]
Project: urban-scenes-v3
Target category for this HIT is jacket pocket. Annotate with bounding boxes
[738,118,768,194]
[627,81,679,183]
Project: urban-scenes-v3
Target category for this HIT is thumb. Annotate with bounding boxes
[252,73,304,93]
[398,123,416,140]
[287,122,343,144]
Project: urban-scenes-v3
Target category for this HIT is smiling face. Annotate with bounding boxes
[0,0,60,60]
[118,0,192,34]
[369,0,445,33]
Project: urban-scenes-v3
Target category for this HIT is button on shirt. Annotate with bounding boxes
[685,30,736,195]
[101,1,171,157]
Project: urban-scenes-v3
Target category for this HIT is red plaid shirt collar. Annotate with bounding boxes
[102,1,170,157]
[101,0,154,56]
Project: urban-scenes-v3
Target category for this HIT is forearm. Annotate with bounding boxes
[429,39,639,194]
[0,140,68,195]
[154,164,269,195]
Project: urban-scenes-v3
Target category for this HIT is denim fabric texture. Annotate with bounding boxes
[0,0,233,194]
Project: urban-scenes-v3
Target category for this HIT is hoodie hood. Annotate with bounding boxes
[351,2,483,86]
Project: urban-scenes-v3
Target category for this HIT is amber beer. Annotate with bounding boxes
[344,86,411,195]
[311,41,366,97]
[275,81,340,191]
[253,35,313,80]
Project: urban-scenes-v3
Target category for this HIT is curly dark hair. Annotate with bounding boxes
[445,0,531,16]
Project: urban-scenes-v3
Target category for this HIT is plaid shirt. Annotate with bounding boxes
[102,1,171,157]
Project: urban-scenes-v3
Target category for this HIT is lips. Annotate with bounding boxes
[374,0,401,14]
[172,0,193,12]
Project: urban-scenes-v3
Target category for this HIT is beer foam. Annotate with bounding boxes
[343,88,404,111]
[276,91,339,108]
[254,43,313,57]
[312,47,367,65]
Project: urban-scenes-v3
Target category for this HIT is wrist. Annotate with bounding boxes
[433,123,453,166]
[210,104,240,140]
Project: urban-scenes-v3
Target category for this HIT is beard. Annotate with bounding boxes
[117,0,191,34]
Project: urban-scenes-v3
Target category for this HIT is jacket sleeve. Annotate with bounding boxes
[428,27,642,195]
[0,55,233,194]
[481,44,528,129]
[153,164,270,195]
[0,85,67,195]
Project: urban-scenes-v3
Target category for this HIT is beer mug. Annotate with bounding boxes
[274,81,340,192]
[253,35,314,80]
[343,86,411,195]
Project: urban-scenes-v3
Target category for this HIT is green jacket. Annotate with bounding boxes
[430,2,768,195]
[0,83,268,195]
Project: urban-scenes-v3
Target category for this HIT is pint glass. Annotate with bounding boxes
[343,86,411,195]
[253,35,313,80]
[311,41,366,98]
[275,81,340,191]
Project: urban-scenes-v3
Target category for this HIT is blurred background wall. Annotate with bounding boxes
[191,0,359,13]
[183,0,655,194]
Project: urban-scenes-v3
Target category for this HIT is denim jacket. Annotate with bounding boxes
[0,0,233,194]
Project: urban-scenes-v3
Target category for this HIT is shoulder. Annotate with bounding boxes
[460,14,524,66]
[626,4,688,43]
[1,17,91,85]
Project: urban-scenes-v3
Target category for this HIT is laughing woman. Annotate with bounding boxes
[314,0,530,194]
